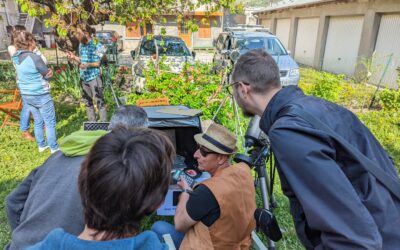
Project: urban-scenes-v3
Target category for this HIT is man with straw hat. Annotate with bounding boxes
[152,123,256,250]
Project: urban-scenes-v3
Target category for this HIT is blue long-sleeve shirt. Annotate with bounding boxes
[12,51,50,95]
[260,86,400,249]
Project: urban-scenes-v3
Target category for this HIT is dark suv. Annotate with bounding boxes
[213,29,300,86]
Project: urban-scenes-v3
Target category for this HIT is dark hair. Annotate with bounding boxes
[232,48,281,93]
[13,30,35,50]
[109,105,148,130]
[75,24,96,44]
[78,127,175,240]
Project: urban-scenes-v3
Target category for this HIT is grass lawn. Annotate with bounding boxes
[0,66,399,249]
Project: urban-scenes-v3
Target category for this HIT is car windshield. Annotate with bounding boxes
[139,38,191,56]
[96,32,113,44]
[236,37,287,56]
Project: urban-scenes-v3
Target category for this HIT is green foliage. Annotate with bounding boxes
[17,0,242,38]
[377,88,400,111]
[358,110,400,168]
[127,59,248,133]
[307,71,342,103]
[50,65,81,101]
[299,68,376,110]
[0,62,16,85]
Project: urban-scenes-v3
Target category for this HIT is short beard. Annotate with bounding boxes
[242,109,254,117]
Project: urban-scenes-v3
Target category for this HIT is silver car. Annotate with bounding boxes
[213,30,300,86]
[131,35,195,93]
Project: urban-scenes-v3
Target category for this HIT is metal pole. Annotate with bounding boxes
[55,36,59,67]
[369,53,393,109]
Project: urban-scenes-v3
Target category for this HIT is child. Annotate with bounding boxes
[12,30,58,153]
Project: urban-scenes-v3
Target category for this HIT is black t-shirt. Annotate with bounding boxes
[186,184,220,227]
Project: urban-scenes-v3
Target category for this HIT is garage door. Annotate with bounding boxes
[275,18,291,48]
[371,14,400,89]
[294,18,319,66]
[261,19,271,30]
[323,16,363,76]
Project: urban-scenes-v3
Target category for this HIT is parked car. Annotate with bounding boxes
[96,30,123,51]
[130,35,195,93]
[213,28,300,86]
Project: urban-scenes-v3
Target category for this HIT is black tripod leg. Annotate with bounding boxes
[256,164,276,250]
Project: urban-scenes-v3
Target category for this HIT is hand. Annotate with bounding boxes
[45,69,53,78]
[80,63,88,69]
[66,51,75,60]
[177,176,191,190]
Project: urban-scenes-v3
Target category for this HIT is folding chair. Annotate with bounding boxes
[0,89,22,128]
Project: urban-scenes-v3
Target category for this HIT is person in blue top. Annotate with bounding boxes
[25,127,174,250]
[67,24,107,122]
[12,30,59,153]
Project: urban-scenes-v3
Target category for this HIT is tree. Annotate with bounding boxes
[17,0,242,51]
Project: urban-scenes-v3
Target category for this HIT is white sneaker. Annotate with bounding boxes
[38,146,49,153]
[51,148,60,154]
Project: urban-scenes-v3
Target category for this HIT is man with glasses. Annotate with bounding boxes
[152,123,256,249]
[230,48,400,249]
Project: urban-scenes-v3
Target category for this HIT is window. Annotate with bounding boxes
[126,22,153,38]
[139,38,191,56]
[179,23,189,35]
[198,18,211,38]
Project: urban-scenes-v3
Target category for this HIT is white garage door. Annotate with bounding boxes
[323,16,363,76]
[261,19,271,30]
[295,18,319,66]
[275,18,291,48]
[371,14,400,89]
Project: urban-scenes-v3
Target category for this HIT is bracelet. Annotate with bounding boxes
[183,189,193,194]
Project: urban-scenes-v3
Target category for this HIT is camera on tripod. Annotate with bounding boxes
[233,115,283,243]
[233,115,269,167]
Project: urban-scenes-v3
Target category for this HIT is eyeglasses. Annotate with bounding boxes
[225,81,250,95]
[198,145,218,157]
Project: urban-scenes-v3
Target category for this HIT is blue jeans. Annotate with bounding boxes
[21,94,58,150]
[151,221,185,248]
[20,99,30,132]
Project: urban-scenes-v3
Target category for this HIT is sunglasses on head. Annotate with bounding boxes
[198,145,218,157]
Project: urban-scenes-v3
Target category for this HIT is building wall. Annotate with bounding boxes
[192,16,222,49]
[257,0,400,88]
[94,15,221,50]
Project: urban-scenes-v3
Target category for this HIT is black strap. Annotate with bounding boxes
[202,134,234,154]
[285,108,400,201]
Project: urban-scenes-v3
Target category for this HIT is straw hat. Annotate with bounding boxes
[194,123,237,155]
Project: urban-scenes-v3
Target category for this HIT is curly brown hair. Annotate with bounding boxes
[78,127,175,240]
[13,30,35,50]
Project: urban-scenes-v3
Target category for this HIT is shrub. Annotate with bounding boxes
[126,59,248,133]
[377,88,400,111]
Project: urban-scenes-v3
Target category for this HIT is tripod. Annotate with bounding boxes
[102,64,121,108]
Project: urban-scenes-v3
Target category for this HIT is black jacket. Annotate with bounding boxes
[260,86,400,249]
